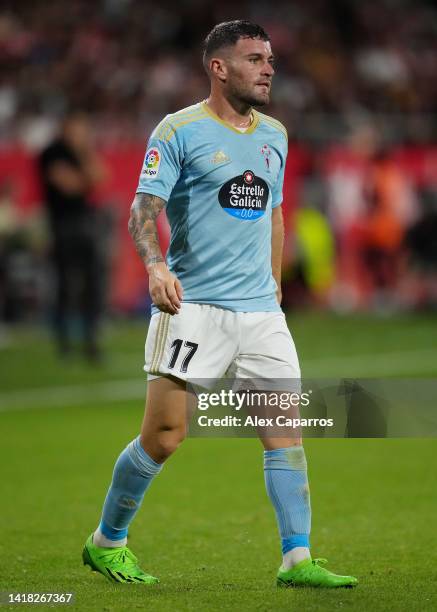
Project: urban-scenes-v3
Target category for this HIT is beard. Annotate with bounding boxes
[227,79,270,107]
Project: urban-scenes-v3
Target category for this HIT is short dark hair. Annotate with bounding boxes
[203,20,270,68]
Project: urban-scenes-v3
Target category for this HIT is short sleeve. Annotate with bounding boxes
[271,142,288,209]
[136,123,183,202]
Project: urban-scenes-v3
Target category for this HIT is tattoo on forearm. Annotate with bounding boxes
[128,193,166,266]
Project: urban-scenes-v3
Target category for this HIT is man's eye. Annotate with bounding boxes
[249,58,258,63]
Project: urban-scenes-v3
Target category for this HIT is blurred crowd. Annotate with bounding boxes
[2,0,437,143]
[282,125,437,312]
[1,0,437,343]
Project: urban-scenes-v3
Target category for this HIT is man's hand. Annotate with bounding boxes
[147,262,183,315]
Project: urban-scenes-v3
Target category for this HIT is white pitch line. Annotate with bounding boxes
[302,348,437,377]
[0,378,146,412]
[0,348,436,413]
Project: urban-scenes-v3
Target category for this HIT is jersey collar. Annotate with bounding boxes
[201,101,259,135]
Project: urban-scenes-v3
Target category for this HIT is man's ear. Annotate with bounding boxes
[209,57,228,83]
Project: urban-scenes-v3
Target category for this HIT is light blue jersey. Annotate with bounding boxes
[137,101,288,312]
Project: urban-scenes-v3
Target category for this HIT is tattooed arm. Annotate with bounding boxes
[128,193,183,314]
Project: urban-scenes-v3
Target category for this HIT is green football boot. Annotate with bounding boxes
[82,534,159,584]
[277,558,358,588]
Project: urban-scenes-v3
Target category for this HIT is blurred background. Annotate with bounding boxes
[2,5,437,606]
[1,0,437,359]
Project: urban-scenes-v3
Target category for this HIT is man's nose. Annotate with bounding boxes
[263,62,274,77]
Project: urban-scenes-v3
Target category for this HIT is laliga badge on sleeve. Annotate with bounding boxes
[142,147,161,179]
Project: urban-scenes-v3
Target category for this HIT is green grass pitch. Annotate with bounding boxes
[1,313,436,611]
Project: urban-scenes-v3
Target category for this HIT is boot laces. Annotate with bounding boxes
[99,546,138,570]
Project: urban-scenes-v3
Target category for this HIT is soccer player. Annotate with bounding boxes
[83,20,357,588]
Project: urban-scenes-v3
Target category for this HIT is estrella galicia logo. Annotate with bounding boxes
[218,170,269,220]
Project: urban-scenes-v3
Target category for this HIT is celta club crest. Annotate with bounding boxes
[261,144,272,172]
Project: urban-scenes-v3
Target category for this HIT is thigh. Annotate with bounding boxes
[144,303,238,383]
[140,376,191,461]
[141,376,188,435]
[233,312,302,448]
[233,311,300,379]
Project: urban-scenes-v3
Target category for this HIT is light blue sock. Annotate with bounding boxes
[99,436,163,541]
[264,446,311,555]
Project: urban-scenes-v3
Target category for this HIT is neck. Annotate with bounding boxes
[206,91,253,129]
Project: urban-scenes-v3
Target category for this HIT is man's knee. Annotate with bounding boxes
[155,428,186,458]
[140,426,186,462]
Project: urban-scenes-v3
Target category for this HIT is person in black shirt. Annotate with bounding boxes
[39,112,106,360]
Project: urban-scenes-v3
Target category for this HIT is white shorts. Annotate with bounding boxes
[144,303,300,383]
